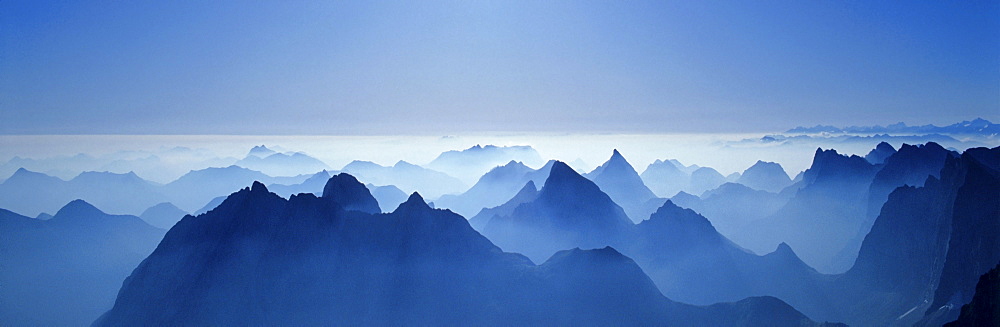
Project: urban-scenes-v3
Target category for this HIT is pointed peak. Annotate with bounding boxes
[612,149,623,158]
[8,167,48,179]
[406,192,425,204]
[548,161,578,178]
[395,192,430,212]
[776,242,793,253]
[646,199,718,233]
[522,180,537,191]
[251,181,268,193]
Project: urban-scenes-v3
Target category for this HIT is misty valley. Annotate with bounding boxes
[1,122,998,326]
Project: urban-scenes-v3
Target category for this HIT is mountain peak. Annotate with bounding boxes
[247,145,276,158]
[865,142,898,164]
[251,181,268,193]
[395,192,429,212]
[54,199,105,219]
[586,150,658,222]
[548,161,578,180]
[644,200,719,236]
[6,167,57,182]
[520,180,537,193]
[775,242,794,254]
[611,148,624,159]
[738,161,792,192]
[322,173,381,214]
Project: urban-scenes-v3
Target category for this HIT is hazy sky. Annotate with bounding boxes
[2,1,997,135]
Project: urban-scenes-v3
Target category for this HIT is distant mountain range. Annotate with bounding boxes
[584,150,661,223]
[234,145,331,177]
[1,138,996,326]
[0,200,164,326]
[427,144,545,185]
[479,161,831,319]
[434,160,553,218]
[640,159,739,198]
[93,175,835,326]
[341,160,467,199]
[787,118,998,136]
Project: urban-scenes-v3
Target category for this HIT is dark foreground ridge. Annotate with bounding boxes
[95,173,838,326]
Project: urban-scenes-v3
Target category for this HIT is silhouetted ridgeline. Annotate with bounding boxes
[0,141,995,326]
[477,145,998,326]
[93,175,836,326]
[0,201,164,325]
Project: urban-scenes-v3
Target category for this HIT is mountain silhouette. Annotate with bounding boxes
[787,118,998,136]
[479,161,832,321]
[341,160,466,199]
[737,160,792,193]
[427,144,545,185]
[864,141,897,164]
[640,158,732,198]
[469,180,538,231]
[0,168,168,216]
[234,146,330,177]
[161,165,312,212]
[139,202,188,229]
[832,142,956,269]
[0,200,164,326]
[267,170,333,197]
[735,148,881,273]
[923,147,1000,325]
[367,183,408,212]
[640,159,690,197]
[321,173,381,214]
[93,174,832,326]
[816,146,1000,326]
[670,182,789,240]
[483,161,634,263]
[435,160,552,218]
[193,195,227,215]
[247,144,277,158]
[585,150,660,222]
[689,166,730,196]
[944,262,1000,327]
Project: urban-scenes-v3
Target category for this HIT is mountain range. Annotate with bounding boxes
[233,145,331,177]
[1,138,995,326]
[340,160,467,199]
[584,149,661,223]
[93,175,836,326]
[427,144,545,185]
[477,145,999,326]
[640,159,739,198]
[434,160,553,218]
[787,118,998,136]
[0,200,165,326]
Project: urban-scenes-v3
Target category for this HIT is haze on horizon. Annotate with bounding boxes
[1,1,997,135]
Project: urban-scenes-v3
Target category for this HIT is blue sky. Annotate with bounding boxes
[1,1,997,134]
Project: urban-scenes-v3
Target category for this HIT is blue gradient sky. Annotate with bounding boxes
[2,1,997,134]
